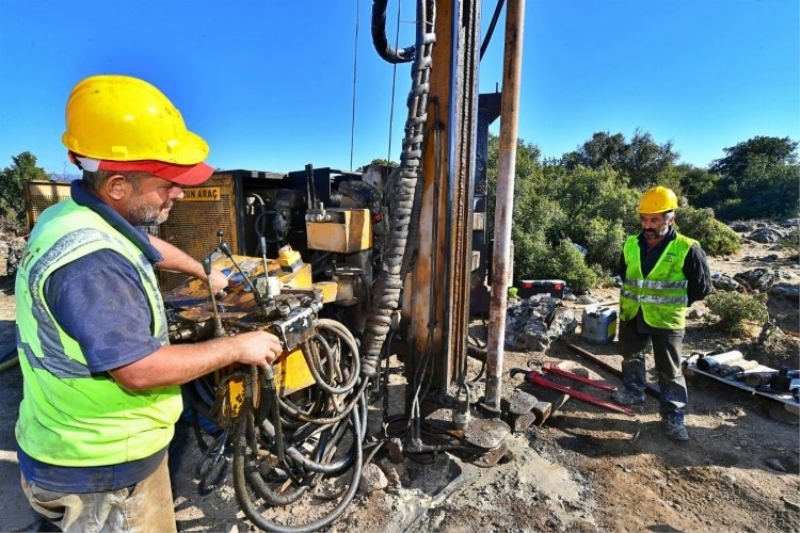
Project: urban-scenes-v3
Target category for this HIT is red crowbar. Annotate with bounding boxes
[542,362,617,392]
[510,368,634,416]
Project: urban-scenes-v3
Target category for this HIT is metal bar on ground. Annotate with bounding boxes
[542,362,617,391]
[566,343,661,398]
[510,368,634,416]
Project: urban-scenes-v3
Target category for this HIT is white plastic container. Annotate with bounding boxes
[581,305,617,345]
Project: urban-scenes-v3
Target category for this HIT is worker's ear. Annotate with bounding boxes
[105,174,130,201]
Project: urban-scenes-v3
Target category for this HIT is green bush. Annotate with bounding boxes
[582,217,627,272]
[705,291,768,335]
[549,240,597,293]
[675,206,741,256]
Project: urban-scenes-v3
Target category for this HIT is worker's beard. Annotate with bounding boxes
[124,197,172,226]
[643,225,669,240]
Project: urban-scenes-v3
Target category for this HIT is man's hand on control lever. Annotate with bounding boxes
[207,268,230,293]
[234,330,284,368]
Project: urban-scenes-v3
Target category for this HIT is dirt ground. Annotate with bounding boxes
[0,233,798,533]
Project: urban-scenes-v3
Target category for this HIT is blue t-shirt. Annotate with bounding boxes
[18,180,170,492]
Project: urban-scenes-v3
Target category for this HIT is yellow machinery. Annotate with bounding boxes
[24,1,526,530]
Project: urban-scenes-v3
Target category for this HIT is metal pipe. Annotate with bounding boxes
[484,0,525,411]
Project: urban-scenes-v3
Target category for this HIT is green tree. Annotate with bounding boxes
[710,136,797,177]
[357,158,398,172]
[675,164,717,203]
[703,136,799,220]
[563,129,680,190]
[622,130,680,189]
[0,152,49,223]
[675,205,741,256]
[563,131,627,170]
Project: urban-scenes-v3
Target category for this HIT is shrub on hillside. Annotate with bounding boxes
[705,291,768,335]
[675,206,740,256]
[582,217,627,272]
[549,240,597,293]
[512,236,597,294]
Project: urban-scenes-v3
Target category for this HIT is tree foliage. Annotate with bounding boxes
[563,129,680,189]
[484,129,770,294]
[705,291,768,335]
[676,164,717,203]
[357,158,398,172]
[488,135,639,291]
[0,152,49,223]
[675,205,741,256]
[699,136,799,220]
[709,136,798,176]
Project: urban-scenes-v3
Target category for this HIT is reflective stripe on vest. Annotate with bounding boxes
[15,199,180,467]
[619,234,695,329]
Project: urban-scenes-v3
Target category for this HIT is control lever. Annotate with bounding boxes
[217,241,266,303]
[203,258,227,338]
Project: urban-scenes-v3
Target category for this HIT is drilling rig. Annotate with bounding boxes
[24,1,525,530]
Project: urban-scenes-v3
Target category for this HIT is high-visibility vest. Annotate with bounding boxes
[619,234,695,330]
[15,199,181,467]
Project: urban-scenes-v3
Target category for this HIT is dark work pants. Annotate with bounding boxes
[618,317,687,421]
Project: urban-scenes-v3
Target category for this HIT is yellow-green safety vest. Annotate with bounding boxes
[15,199,181,467]
[619,234,696,330]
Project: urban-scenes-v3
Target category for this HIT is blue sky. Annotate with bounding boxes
[1,1,798,177]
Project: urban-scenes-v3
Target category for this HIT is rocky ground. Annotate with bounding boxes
[0,221,797,533]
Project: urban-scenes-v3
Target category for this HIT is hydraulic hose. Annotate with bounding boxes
[362,0,436,377]
[229,316,367,532]
[233,393,364,533]
[371,0,416,64]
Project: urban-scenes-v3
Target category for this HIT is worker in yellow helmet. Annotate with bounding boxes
[15,75,283,532]
[613,186,712,441]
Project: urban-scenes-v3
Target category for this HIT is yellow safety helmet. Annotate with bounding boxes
[638,186,678,214]
[62,74,209,165]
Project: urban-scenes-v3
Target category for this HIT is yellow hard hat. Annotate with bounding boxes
[62,75,209,166]
[638,186,678,214]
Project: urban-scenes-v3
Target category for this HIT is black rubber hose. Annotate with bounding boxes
[480,0,505,60]
[234,408,308,509]
[371,0,415,63]
[361,0,436,377]
[278,379,368,426]
[233,399,364,533]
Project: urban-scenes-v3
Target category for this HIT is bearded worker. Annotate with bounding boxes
[612,186,712,441]
[15,74,283,532]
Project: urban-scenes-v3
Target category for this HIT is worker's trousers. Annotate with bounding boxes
[21,453,177,533]
[618,318,688,421]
